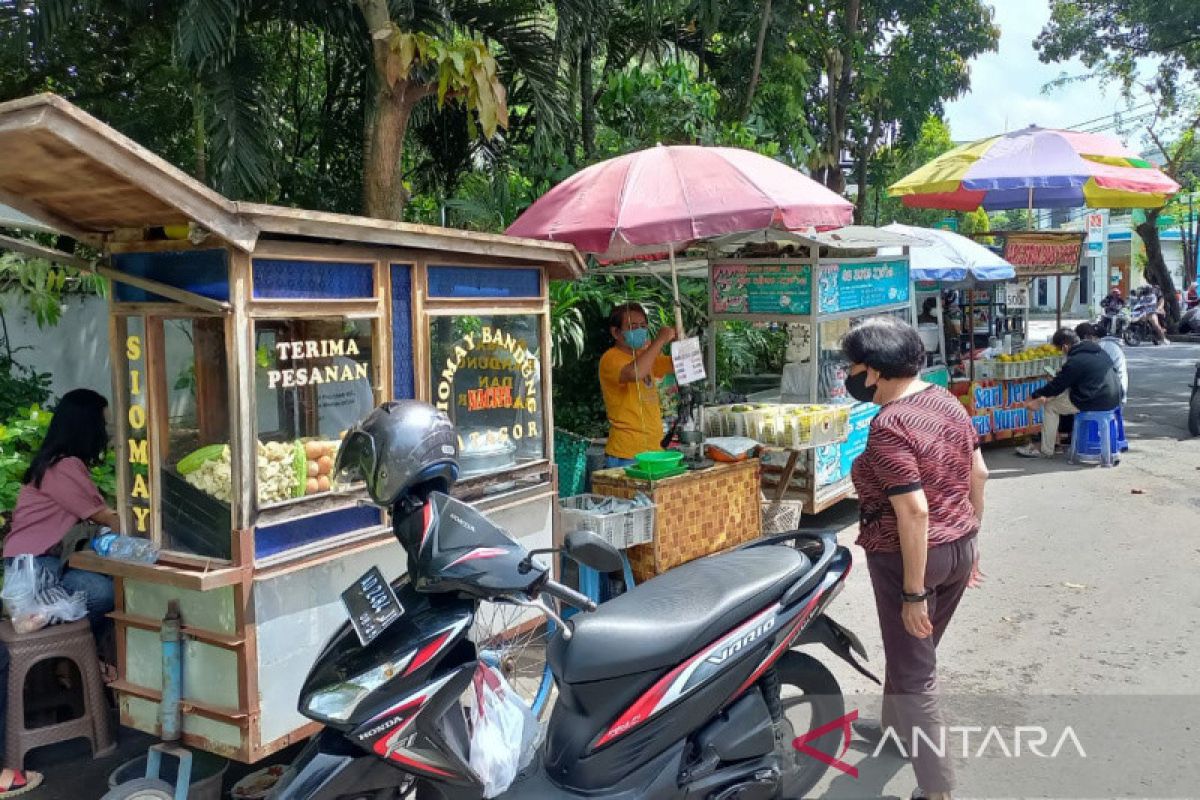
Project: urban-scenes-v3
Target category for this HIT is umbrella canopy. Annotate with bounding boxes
[506,145,853,261]
[888,126,1180,211]
[880,223,1015,283]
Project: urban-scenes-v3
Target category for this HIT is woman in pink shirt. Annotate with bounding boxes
[3,389,121,628]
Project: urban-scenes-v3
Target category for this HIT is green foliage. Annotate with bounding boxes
[1036,0,1200,104]
[0,252,106,329]
[0,405,117,528]
[0,361,52,423]
[865,116,957,227]
[595,62,779,157]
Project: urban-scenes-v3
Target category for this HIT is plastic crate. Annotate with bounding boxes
[559,494,655,550]
[554,429,591,499]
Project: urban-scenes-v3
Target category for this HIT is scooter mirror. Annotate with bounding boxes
[564,530,624,573]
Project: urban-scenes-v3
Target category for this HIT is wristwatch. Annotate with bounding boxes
[901,588,933,603]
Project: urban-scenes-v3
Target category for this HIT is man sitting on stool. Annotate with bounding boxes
[1015,328,1121,459]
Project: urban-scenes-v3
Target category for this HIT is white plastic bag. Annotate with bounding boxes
[1,555,87,633]
[467,664,539,798]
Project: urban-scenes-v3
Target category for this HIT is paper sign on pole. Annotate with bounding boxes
[1086,210,1108,256]
[671,336,707,386]
[1004,283,1029,307]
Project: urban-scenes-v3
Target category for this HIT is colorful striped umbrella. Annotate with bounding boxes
[889,126,1179,211]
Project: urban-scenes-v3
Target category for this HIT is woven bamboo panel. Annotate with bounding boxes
[591,460,762,583]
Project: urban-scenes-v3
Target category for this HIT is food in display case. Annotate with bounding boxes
[458,428,518,476]
[703,404,850,448]
[177,437,343,505]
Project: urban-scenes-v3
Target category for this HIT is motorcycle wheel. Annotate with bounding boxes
[1189,393,1200,436]
[471,598,556,718]
[1123,326,1142,347]
[774,651,846,799]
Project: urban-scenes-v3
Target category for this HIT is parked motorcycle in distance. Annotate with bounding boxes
[269,401,878,800]
[1093,306,1129,339]
[1122,289,1161,347]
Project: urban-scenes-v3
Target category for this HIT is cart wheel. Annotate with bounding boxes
[100,778,175,800]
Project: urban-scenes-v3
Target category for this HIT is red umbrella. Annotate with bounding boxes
[507,145,853,262]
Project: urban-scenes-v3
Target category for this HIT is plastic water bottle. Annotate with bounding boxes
[93,530,159,564]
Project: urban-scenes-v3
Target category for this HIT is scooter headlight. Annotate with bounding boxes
[305,659,407,723]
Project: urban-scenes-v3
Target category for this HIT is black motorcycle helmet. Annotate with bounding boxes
[334,401,459,506]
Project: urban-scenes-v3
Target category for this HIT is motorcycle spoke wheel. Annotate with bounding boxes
[470,599,555,718]
[773,651,845,799]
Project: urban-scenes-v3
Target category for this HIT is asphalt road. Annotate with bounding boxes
[808,334,1200,797]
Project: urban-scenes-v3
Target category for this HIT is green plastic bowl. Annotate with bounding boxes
[632,450,684,477]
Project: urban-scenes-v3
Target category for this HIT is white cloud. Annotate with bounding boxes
[944,0,1144,145]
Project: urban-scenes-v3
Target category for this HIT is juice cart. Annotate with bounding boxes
[0,94,583,764]
[705,227,918,513]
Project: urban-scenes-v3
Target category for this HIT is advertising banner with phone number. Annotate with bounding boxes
[818,259,910,315]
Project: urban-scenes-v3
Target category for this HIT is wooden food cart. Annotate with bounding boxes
[0,94,583,762]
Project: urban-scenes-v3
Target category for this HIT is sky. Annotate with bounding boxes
[944,0,1140,144]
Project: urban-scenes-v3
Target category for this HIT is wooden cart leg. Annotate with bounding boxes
[774,449,801,503]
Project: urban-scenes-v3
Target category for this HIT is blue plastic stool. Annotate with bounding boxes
[563,554,636,621]
[1068,410,1119,467]
[1114,405,1129,452]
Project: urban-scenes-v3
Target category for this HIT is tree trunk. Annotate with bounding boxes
[853,145,869,224]
[362,80,423,220]
[192,83,207,183]
[1137,209,1182,330]
[356,0,427,221]
[821,0,860,194]
[742,0,772,120]
[581,35,596,160]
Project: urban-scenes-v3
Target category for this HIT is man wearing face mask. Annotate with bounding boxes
[599,303,677,468]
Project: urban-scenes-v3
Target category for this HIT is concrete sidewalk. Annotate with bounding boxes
[807,340,1200,797]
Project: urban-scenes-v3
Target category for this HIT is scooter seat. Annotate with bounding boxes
[549,546,809,684]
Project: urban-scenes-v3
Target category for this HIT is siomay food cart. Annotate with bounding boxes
[0,94,583,763]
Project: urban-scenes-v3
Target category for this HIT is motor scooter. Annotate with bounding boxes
[270,466,876,799]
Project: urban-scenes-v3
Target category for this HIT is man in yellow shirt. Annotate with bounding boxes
[599,303,676,467]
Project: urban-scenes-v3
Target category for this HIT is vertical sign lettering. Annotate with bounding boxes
[126,334,152,533]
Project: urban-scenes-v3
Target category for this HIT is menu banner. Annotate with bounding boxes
[1002,232,1085,278]
[711,258,911,317]
[818,259,910,315]
[711,262,813,315]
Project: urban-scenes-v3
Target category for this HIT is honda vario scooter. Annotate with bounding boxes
[270,401,877,800]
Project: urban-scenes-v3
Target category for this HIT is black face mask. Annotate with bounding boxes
[845,371,878,403]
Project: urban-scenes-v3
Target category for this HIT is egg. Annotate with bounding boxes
[306,478,320,495]
[305,441,324,459]
[307,461,319,477]
[317,455,333,475]
[317,475,331,492]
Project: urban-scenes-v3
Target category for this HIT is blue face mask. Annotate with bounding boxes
[623,328,650,349]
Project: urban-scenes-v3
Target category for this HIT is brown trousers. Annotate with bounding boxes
[866,534,977,794]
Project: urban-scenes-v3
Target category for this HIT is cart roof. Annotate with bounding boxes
[589,225,925,278]
[0,94,584,279]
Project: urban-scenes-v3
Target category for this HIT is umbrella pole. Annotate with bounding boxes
[669,247,685,340]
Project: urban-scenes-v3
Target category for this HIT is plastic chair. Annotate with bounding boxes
[1068,410,1120,467]
[1114,406,1130,452]
[0,619,115,769]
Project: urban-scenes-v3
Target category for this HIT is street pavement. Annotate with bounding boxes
[807,333,1200,797]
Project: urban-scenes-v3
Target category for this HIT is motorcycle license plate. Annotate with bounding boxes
[341,566,403,646]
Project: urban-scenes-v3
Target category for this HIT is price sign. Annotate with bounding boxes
[671,336,707,386]
[341,566,403,645]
